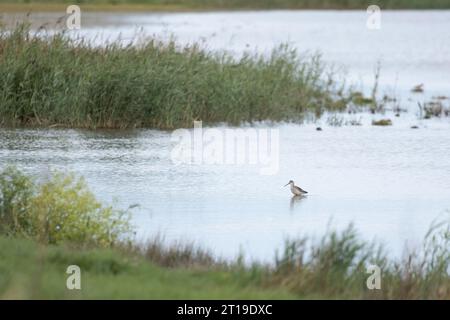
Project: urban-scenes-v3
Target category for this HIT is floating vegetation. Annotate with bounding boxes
[418,101,450,119]
[412,83,424,93]
[372,119,392,126]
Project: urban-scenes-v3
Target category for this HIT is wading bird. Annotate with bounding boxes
[284,180,308,196]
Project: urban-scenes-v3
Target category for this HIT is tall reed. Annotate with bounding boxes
[0,24,348,129]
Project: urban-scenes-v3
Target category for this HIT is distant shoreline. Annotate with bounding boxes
[0,3,193,12]
[1,2,450,13]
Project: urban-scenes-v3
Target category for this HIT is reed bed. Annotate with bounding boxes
[0,24,350,129]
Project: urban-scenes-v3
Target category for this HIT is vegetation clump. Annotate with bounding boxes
[351,91,374,106]
[419,101,449,119]
[412,83,424,93]
[0,166,132,246]
[0,24,352,129]
[372,119,392,126]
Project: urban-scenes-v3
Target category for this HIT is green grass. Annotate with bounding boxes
[1,223,449,299]
[0,166,132,247]
[1,0,450,10]
[0,24,351,129]
[0,236,296,299]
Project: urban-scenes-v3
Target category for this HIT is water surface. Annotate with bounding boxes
[2,10,450,261]
[2,116,449,261]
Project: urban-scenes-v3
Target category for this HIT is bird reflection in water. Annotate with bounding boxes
[290,194,306,211]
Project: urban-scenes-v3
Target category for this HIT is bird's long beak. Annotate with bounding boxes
[284,183,289,187]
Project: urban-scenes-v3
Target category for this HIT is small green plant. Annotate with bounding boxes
[273,225,383,297]
[270,222,450,299]
[0,166,132,247]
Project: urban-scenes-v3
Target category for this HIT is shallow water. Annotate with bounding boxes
[1,115,450,261]
[2,10,450,261]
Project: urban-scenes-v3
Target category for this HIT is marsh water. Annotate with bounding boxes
[2,10,450,261]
